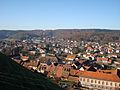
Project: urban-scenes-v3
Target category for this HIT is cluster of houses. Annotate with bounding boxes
[14,53,120,90]
[1,39,120,89]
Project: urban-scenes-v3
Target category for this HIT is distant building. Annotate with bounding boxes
[78,70,120,89]
[66,54,76,61]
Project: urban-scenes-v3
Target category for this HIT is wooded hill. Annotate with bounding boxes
[0,29,120,43]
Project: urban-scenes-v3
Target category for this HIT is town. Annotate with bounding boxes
[0,36,120,90]
[0,0,119,89]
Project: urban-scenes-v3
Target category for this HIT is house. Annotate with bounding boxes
[47,64,71,79]
[66,54,77,61]
[61,71,69,80]
[114,61,120,68]
[86,66,97,72]
[38,63,48,73]
[68,76,79,82]
[21,56,29,61]
[116,49,120,53]
[96,57,112,64]
[61,64,71,80]
[69,69,81,76]
[86,46,94,52]
[54,65,64,78]
[41,53,46,57]
[25,60,38,70]
[79,67,85,71]
[83,53,95,60]
[79,70,120,90]
[69,69,120,89]
[29,51,36,55]
[47,64,56,78]
[108,48,113,53]
[71,59,82,69]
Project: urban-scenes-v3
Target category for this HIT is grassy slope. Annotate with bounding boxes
[0,53,62,90]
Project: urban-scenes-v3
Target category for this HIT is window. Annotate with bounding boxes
[110,83,112,86]
[98,85,100,88]
[91,80,93,83]
[87,79,89,82]
[98,81,100,84]
[102,81,104,85]
[110,87,112,90]
[115,83,117,86]
[95,80,96,83]
[106,82,108,85]
[80,78,82,81]
[83,78,85,81]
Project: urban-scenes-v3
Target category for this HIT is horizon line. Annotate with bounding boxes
[0,28,120,31]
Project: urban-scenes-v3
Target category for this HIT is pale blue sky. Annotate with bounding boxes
[0,0,120,30]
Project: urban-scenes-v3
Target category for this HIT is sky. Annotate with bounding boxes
[0,0,120,30]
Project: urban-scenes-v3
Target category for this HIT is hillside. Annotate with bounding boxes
[0,52,62,90]
[0,29,120,42]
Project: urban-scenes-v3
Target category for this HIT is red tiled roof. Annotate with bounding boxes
[79,70,120,82]
[77,60,85,63]
[70,69,120,82]
[97,70,116,74]
[66,54,76,60]
[85,54,95,57]
[55,66,63,78]
[47,64,55,72]
[68,76,79,82]
[47,64,64,78]
[96,57,109,61]
[70,69,82,76]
